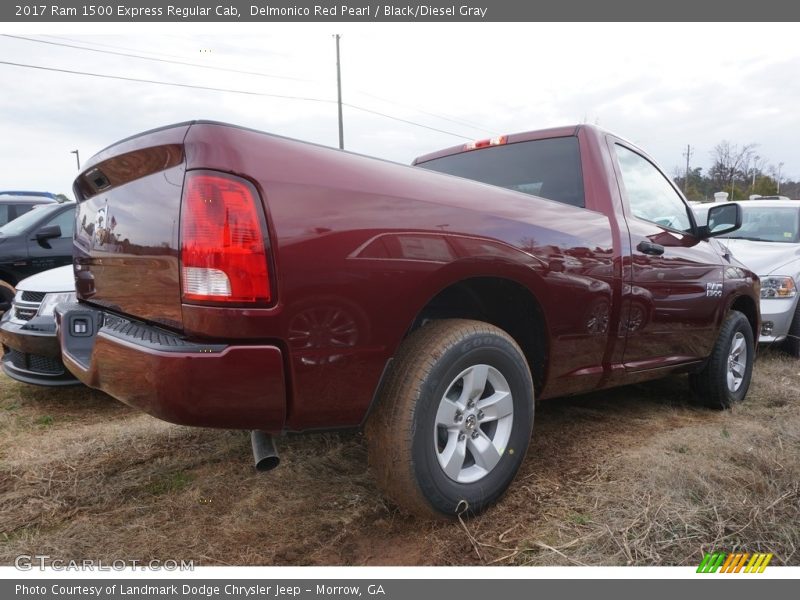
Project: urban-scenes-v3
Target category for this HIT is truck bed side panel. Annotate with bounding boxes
[182,123,617,428]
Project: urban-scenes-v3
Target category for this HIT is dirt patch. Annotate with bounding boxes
[1,350,798,566]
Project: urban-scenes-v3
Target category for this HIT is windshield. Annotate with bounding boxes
[717,206,800,243]
[0,204,60,236]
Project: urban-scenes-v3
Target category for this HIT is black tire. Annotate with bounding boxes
[0,280,15,316]
[365,319,535,519]
[782,301,800,358]
[689,310,754,409]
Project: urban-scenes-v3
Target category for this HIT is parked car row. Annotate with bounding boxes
[3,180,794,394]
[0,124,797,519]
[7,197,786,390]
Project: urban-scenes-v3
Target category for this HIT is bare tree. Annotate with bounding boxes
[708,141,757,199]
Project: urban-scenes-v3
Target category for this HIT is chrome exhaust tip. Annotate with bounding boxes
[251,430,280,472]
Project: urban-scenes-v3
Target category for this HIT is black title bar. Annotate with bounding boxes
[4,578,797,600]
[4,0,800,21]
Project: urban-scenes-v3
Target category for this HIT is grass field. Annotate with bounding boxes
[1,350,797,566]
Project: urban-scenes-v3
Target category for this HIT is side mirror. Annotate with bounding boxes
[35,225,62,242]
[699,203,741,239]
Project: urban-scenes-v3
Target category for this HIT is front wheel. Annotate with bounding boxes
[689,310,754,409]
[365,319,535,519]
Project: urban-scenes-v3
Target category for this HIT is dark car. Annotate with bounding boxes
[0,193,58,227]
[0,203,76,312]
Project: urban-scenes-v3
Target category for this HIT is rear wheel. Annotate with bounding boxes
[689,310,754,409]
[365,319,535,519]
[782,301,800,358]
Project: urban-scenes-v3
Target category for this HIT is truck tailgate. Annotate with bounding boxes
[73,123,190,330]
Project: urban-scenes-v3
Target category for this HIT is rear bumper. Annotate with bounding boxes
[0,313,79,387]
[55,303,287,431]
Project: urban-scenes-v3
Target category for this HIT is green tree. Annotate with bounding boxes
[751,175,778,197]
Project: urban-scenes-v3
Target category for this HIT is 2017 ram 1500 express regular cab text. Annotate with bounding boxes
[56,122,759,518]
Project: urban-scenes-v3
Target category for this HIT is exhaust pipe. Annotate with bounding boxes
[251,430,280,472]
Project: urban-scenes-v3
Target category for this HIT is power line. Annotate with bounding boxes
[41,34,211,61]
[2,34,310,82]
[0,59,330,102]
[9,34,489,137]
[0,59,474,140]
[343,104,472,140]
[355,90,497,135]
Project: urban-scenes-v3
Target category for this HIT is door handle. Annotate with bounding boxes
[637,240,665,256]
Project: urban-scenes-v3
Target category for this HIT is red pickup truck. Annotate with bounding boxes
[57,122,759,518]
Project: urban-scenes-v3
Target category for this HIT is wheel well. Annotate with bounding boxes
[408,277,547,392]
[730,294,758,341]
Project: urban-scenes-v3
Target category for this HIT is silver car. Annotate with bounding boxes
[694,200,800,357]
[0,265,78,385]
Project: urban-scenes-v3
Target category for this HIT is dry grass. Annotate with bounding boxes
[0,350,798,566]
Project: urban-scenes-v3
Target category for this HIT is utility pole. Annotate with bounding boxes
[682,144,693,194]
[751,155,760,192]
[777,162,784,194]
[70,149,80,170]
[334,34,344,150]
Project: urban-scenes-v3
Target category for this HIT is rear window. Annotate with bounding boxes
[416,136,585,208]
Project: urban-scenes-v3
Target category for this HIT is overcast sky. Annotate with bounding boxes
[1,22,799,198]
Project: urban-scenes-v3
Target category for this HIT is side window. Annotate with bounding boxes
[0,205,8,225]
[44,209,75,238]
[615,145,692,232]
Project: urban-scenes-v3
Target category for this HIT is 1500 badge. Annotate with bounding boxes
[706,282,723,297]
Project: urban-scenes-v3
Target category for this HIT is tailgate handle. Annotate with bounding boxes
[637,240,665,256]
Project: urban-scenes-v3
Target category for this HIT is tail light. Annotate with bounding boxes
[180,171,271,304]
[464,135,507,151]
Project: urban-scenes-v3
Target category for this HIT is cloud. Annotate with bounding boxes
[1,23,799,197]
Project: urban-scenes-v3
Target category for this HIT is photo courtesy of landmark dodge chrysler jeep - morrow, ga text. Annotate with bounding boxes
[55,122,760,518]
